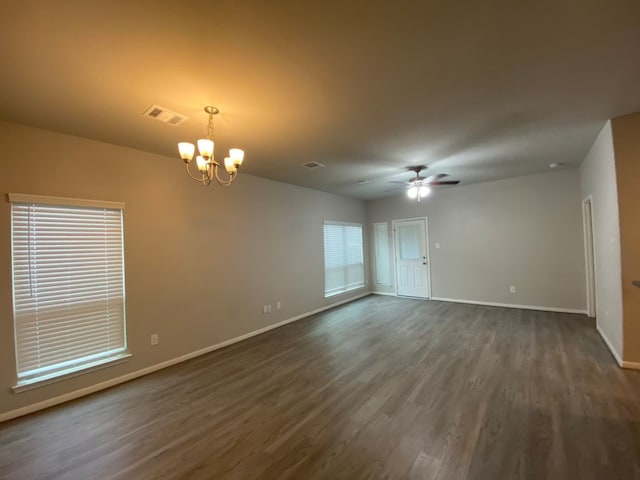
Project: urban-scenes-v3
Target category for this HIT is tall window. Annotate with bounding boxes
[373,222,391,286]
[323,221,364,297]
[10,194,128,389]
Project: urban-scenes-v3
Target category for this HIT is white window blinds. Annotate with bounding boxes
[373,222,391,286]
[323,221,364,297]
[10,194,127,387]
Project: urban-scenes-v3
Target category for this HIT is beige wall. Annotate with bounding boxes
[367,169,586,311]
[579,121,624,359]
[611,113,640,363]
[0,121,368,417]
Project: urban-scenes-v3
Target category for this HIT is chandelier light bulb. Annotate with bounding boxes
[197,139,214,159]
[229,148,245,167]
[419,186,431,197]
[407,186,418,199]
[196,156,208,173]
[224,157,237,174]
[178,142,195,162]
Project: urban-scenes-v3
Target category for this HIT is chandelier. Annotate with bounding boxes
[178,106,245,186]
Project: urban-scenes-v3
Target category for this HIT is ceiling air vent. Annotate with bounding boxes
[142,104,188,126]
[303,161,325,169]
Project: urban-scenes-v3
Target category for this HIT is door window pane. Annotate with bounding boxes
[398,224,421,260]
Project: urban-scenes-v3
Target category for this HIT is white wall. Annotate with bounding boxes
[579,122,624,359]
[367,169,586,312]
[0,121,369,418]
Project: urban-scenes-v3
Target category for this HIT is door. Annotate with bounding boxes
[394,218,430,298]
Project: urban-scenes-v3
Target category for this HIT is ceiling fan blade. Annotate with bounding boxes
[388,180,411,185]
[429,180,460,185]
[432,173,449,181]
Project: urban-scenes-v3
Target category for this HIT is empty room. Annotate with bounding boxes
[1,1,640,479]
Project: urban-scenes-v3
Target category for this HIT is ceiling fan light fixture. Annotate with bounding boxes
[397,166,459,201]
[419,185,431,197]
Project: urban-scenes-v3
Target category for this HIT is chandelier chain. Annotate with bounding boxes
[207,113,214,140]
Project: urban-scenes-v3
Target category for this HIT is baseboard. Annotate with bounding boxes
[596,324,624,367]
[620,361,640,370]
[0,292,370,423]
[372,291,396,297]
[431,297,587,315]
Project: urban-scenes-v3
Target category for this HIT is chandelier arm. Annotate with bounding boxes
[212,164,236,187]
[185,163,206,183]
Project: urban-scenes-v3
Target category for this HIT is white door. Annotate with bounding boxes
[394,219,430,298]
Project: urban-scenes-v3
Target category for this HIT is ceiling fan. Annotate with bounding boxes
[390,166,460,201]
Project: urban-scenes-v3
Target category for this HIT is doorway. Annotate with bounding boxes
[583,196,596,318]
[393,218,430,298]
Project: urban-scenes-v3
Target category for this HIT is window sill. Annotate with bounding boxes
[12,353,132,394]
[324,285,366,299]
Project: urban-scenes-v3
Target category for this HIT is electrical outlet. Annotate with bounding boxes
[150,334,159,345]
[276,301,281,310]
[267,304,272,313]
[263,305,268,314]
[509,286,516,294]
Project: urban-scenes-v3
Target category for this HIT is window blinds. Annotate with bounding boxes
[373,222,391,286]
[10,195,127,386]
[323,222,364,297]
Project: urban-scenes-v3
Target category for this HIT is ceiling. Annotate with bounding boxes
[1,0,639,200]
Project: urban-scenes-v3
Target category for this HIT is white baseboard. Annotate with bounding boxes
[595,325,640,370]
[596,324,623,367]
[431,297,587,315]
[0,292,370,424]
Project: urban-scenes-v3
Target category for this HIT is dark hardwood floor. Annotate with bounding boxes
[1,296,640,479]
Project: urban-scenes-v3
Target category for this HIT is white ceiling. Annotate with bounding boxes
[1,0,639,200]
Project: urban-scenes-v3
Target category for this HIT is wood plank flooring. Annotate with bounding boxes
[2,296,640,479]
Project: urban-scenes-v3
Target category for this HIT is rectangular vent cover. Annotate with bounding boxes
[303,161,325,169]
[142,104,188,126]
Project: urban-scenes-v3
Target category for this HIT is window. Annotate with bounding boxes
[323,221,364,297]
[10,194,128,390]
[373,222,391,286]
